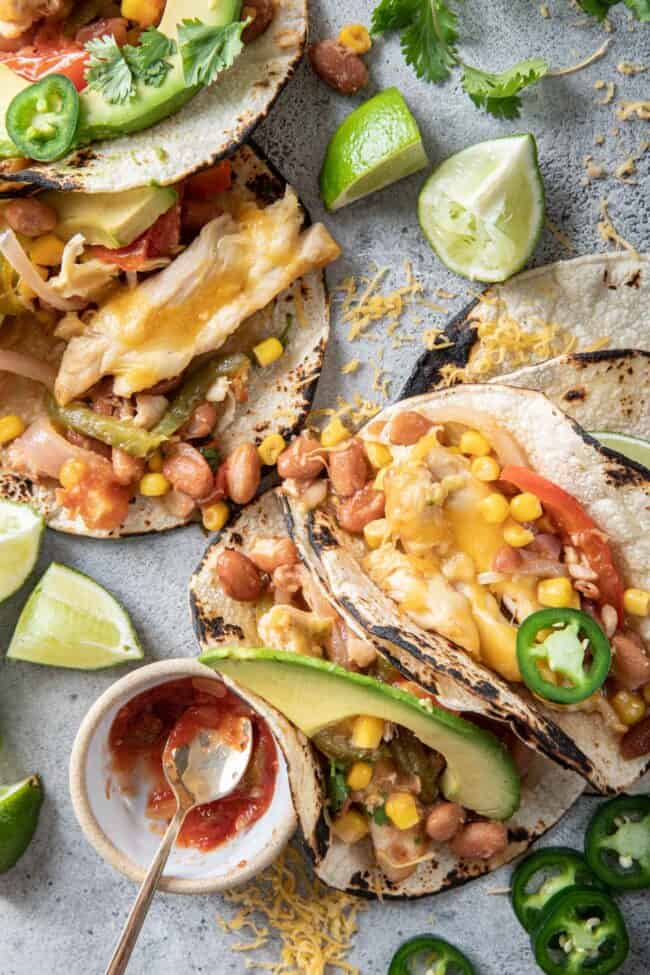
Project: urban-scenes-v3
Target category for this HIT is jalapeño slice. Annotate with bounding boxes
[585,795,650,890]
[532,887,628,975]
[517,608,611,705]
[389,935,475,975]
[6,74,80,162]
[511,847,607,932]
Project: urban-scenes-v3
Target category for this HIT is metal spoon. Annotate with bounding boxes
[105,716,254,975]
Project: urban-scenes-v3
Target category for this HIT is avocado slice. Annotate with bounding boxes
[42,185,177,248]
[77,0,242,145]
[200,647,521,821]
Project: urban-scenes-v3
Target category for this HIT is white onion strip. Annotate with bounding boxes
[0,229,85,312]
[0,349,56,389]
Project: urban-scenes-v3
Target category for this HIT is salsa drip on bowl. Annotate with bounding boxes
[107,677,278,852]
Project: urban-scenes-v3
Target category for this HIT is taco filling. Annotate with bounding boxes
[0,150,340,534]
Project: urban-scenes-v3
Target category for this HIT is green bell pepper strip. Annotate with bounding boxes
[532,887,628,975]
[47,395,166,459]
[312,728,387,764]
[516,608,611,705]
[585,796,650,890]
[389,935,475,975]
[511,847,607,932]
[151,352,250,440]
[6,75,80,162]
[389,732,439,804]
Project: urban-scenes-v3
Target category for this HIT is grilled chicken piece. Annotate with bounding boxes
[0,0,67,38]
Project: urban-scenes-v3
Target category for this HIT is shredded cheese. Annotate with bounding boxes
[597,199,639,256]
[616,61,646,76]
[594,80,616,106]
[217,848,366,975]
[616,100,650,121]
[423,327,454,351]
[337,264,424,342]
[341,359,361,375]
[545,218,575,252]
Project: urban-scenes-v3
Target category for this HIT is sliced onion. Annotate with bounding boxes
[392,405,529,467]
[0,229,85,312]
[0,349,56,389]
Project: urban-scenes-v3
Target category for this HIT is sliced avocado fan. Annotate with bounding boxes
[200,647,520,821]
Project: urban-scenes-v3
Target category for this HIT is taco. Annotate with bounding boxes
[0,142,340,536]
[191,490,584,897]
[0,0,306,192]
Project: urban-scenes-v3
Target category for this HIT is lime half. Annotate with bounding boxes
[8,563,143,669]
[0,775,43,873]
[320,87,428,211]
[0,500,43,604]
[591,432,650,468]
[418,133,545,282]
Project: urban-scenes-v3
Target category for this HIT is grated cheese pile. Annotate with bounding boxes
[217,847,366,975]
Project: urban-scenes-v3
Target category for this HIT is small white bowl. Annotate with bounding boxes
[69,659,297,894]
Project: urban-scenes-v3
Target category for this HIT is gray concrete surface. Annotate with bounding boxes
[1,1,649,972]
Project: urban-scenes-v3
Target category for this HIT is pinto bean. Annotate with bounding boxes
[4,198,57,237]
[620,715,650,760]
[241,0,274,43]
[612,632,650,691]
[277,434,325,481]
[425,802,465,843]
[450,821,509,860]
[163,443,214,499]
[112,447,145,486]
[248,536,299,574]
[389,411,432,446]
[329,440,369,497]
[337,485,385,534]
[216,550,263,602]
[181,402,218,439]
[308,39,368,95]
[226,443,261,505]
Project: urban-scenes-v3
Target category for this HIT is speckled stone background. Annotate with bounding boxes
[1,2,649,973]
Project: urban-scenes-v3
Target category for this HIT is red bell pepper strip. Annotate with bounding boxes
[91,202,181,272]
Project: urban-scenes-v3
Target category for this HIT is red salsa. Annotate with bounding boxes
[108,677,278,852]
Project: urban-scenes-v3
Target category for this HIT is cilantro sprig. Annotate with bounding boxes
[372,0,549,118]
[578,0,649,20]
[177,19,245,87]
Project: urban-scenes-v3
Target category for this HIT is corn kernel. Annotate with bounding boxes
[332,809,370,844]
[643,683,650,705]
[478,492,510,524]
[503,521,535,548]
[363,518,388,550]
[321,416,351,448]
[346,761,373,792]
[253,336,284,368]
[612,690,646,726]
[351,715,384,750]
[0,414,25,445]
[365,441,392,469]
[471,456,501,482]
[385,792,421,831]
[120,0,162,27]
[623,588,650,618]
[258,433,286,467]
[338,23,372,54]
[202,501,229,533]
[537,577,576,609]
[510,492,543,523]
[28,234,65,267]
[139,473,170,497]
[59,458,87,489]
[459,430,491,456]
[147,451,164,472]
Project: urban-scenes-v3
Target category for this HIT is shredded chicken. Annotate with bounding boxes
[48,235,120,302]
[257,604,332,657]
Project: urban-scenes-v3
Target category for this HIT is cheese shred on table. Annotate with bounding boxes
[217,848,366,974]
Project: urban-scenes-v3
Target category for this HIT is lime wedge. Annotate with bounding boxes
[591,431,650,468]
[7,563,143,669]
[320,87,428,211]
[0,775,43,873]
[0,500,44,604]
[418,133,545,282]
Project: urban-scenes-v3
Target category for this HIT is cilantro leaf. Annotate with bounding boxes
[400,0,459,84]
[371,0,420,33]
[327,761,349,814]
[372,805,389,825]
[85,35,134,104]
[461,57,548,119]
[124,27,176,88]
[622,0,650,20]
[178,19,245,87]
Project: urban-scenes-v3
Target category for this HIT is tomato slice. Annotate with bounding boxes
[91,202,181,271]
[0,26,89,90]
[500,465,625,621]
[185,160,232,199]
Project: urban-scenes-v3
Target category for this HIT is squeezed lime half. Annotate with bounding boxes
[0,775,43,873]
[418,133,545,282]
[320,87,428,211]
[591,431,650,468]
[0,499,43,604]
[7,562,143,669]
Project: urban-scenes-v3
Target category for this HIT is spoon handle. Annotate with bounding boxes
[105,807,185,975]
